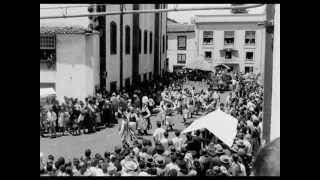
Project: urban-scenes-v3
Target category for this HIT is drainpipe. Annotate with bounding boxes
[120,4,123,91]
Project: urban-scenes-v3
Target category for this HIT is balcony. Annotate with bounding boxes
[40,59,56,71]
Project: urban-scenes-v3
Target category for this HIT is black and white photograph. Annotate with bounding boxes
[40,3,280,176]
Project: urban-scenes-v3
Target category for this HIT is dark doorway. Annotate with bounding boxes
[110,81,117,93]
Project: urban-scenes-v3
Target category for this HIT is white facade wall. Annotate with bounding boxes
[195,14,266,74]
[139,4,155,81]
[106,5,121,91]
[40,33,100,102]
[167,32,197,72]
[104,4,167,91]
[122,4,133,86]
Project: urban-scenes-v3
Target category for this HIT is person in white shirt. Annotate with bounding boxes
[153,121,166,144]
[160,131,170,150]
[171,130,184,152]
[47,109,57,138]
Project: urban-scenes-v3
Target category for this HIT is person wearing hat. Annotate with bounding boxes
[155,156,166,176]
[228,154,243,176]
[220,155,232,170]
[176,159,189,176]
[120,157,139,176]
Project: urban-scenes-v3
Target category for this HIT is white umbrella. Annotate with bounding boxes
[182,109,238,147]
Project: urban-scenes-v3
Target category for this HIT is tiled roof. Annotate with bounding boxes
[40,26,98,35]
[167,24,195,32]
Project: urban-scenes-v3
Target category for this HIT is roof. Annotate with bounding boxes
[40,26,98,35]
[194,13,266,23]
[167,24,195,33]
[167,18,179,24]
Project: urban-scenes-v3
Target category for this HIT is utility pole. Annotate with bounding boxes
[262,4,275,144]
[120,4,124,91]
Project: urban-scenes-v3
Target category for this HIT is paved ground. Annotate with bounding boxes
[40,87,230,160]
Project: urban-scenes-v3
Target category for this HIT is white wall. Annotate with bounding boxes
[139,4,155,80]
[196,22,265,73]
[40,33,100,102]
[122,4,133,86]
[106,4,121,91]
[167,31,197,72]
[104,4,167,91]
[85,34,100,98]
[270,4,280,141]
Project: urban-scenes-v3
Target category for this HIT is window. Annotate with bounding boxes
[177,36,186,50]
[246,52,254,61]
[110,21,117,54]
[125,26,130,54]
[205,51,212,59]
[163,35,165,53]
[203,31,213,45]
[224,31,234,45]
[245,66,254,73]
[245,31,256,45]
[149,32,153,54]
[138,28,141,54]
[225,51,232,59]
[177,53,186,64]
[40,35,56,66]
[144,30,148,54]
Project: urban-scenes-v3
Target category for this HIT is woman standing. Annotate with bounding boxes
[141,102,151,130]
[137,111,148,135]
[58,107,65,136]
[127,107,138,135]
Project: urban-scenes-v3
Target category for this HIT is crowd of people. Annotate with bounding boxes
[40,70,265,176]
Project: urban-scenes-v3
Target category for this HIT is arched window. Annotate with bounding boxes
[149,32,153,54]
[125,26,130,54]
[110,21,117,54]
[144,30,148,54]
[138,28,141,54]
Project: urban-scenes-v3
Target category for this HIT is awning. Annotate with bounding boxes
[220,48,237,52]
[182,109,238,147]
[184,57,214,72]
[215,64,231,70]
[40,88,56,98]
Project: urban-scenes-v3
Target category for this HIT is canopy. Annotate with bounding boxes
[40,88,56,98]
[182,109,238,147]
[184,58,214,72]
[215,64,231,70]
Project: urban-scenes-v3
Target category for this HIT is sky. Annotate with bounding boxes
[40,4,266,27]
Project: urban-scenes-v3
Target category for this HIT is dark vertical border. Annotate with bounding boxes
[263,4,275,144]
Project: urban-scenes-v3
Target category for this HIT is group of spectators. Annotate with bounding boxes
[40,70,266,176]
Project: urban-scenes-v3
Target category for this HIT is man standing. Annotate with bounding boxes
[171,130,184,152]
[47,108,57,138]
[153,121,166,144]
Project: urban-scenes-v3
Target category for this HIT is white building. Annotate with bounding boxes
[167,22,197,72]
[89,4,167,92]
[194,13,266,74]
[40,26,100,102]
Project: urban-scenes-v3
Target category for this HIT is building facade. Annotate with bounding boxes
[89,4,167,92]
[167,23,197,72]
[40,26,100,102]
[194,13,266,74]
